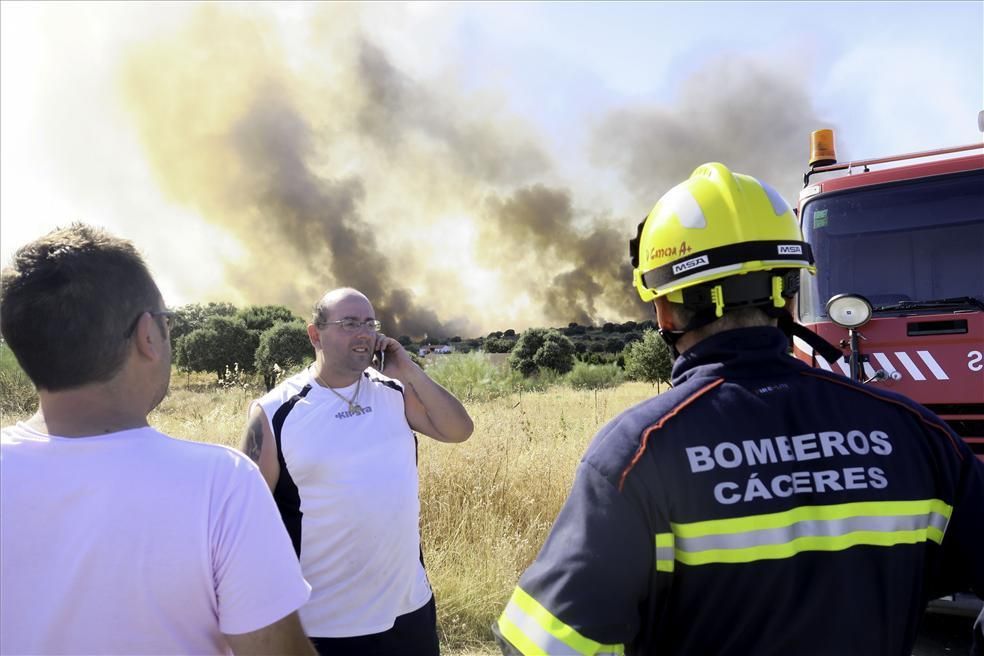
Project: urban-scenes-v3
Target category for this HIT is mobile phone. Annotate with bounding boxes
[373,349,385,372]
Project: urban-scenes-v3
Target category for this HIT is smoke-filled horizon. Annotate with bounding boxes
[119,5,830,339]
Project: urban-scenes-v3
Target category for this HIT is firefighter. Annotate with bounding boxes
[493,163,984,655]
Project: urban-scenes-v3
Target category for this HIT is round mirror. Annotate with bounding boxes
[825,294,872,329]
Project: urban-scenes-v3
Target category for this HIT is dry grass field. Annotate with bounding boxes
[2,363,661,655]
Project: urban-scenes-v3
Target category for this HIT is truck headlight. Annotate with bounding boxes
[826,293,872,329]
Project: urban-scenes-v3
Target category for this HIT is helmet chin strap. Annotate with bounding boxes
[657,303,842,364]
[764,306,844,364]
[657,327,684,358]
[657,306,720,358]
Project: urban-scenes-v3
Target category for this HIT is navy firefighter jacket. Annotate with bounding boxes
[494,326,984,656]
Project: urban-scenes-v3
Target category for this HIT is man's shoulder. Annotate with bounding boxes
[254,369,315,410]
[144,434,271,506]
[2,425,261,482]
[799,368,955,427]
[583,377,723,484]
[153,428,256,461]
[1,423,33,444]
[364,367,404,394]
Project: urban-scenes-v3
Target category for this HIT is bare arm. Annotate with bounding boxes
[224,611,315,656]
[240,404,281,491]
[402,367,474,443]
[374,334,473,443]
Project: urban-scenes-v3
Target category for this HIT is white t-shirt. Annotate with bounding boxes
[0,424,311,655]
[255,368,432,637]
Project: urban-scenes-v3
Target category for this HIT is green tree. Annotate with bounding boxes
[563,322,586,336]
[483,337,515,354]
[509,328,576,376]
[623,329,673,386]
[171,302,237,342]
[237,305,299,333]
[509,328,545,376]
[580,351,616,366]
[533,337,576,373]
[588,341,607,353]
[175,316,258,378]
[255,321,312,390]
[605,336,626,353]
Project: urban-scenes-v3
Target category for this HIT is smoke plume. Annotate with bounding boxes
[592,56,827,208]
[119,5,830,338]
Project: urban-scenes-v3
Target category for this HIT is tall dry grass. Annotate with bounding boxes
[0,342,37,422]
[2,363,660,655]
[417,383,656,653]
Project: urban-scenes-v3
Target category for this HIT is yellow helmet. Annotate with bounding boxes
[630,163,815,315]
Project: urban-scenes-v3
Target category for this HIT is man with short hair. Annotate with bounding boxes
[243,287,473,656]
[494,164,984,655]
[0,223,315,656]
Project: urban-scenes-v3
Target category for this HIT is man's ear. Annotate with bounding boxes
[653,297,678,332]
[133,312,165,361]
[307,323,321,349]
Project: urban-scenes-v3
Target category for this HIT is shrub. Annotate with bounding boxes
[509,328,576,376]
[623,329,673,386]
[424,352,527,402]
[565,361,624,390]
[517,366,563,392]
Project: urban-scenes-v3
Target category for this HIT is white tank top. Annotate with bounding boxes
[254,367,432,636]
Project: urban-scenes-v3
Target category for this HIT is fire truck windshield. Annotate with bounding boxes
[798,168,984,323]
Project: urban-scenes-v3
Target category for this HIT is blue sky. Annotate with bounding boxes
[452,2,981,163]
[2,1,981,335]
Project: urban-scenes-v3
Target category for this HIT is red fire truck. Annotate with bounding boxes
[793,130,983,618]
[792,129,983,463]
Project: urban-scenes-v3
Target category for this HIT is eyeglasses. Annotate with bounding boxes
[124,310,176,339]
[317,318,382,333]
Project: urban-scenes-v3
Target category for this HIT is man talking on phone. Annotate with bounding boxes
[241,287,473,655]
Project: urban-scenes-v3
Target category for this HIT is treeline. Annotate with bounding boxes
[170,302,310,389]
[477,320,657,360]
[169,303,672,390]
